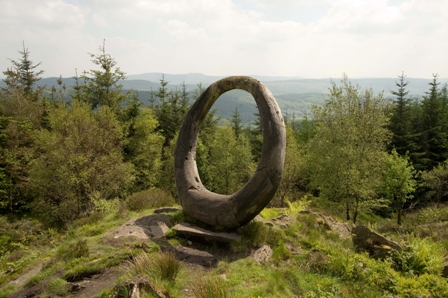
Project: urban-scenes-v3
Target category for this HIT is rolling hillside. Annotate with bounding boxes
[2,73,447,124]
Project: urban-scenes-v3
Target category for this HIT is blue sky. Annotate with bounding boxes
[0,0,446,79]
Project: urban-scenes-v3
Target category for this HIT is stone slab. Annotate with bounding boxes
[172,222,242,243]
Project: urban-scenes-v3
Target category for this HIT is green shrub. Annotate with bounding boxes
[238,221,283,247]
[72,211,104,227]
[0,218,47,254]
[394,273,448,297]
[286,197,310,214]
[56,239,89,261]
[390,234,445,275]
[126,189,175,211]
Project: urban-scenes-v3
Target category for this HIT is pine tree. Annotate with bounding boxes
[420,74,448,170]
[389,72,414,156]
[2,42,44,100]
[230,107,242,139]
[74,41,136,115]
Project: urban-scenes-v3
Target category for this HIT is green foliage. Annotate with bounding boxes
[274,124,307,207]
[205,125,256,194]
[417,205,448,223]
[381,149,417,225]
[420,74,448,170]
[29,100,134,226]
[286,197,311,215]
[390,234,445,276]
[389,72,415,157]
[73,43,134,114]
[2,42,44,100]
[0,217,49,255]
[307,74,391,223]
[237,220,283,247]
[421,160,448,206]
[124,107,164,191]
[126,189,175,211]
[56,239,89,261]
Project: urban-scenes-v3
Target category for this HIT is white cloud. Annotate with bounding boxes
[1,0,447,78]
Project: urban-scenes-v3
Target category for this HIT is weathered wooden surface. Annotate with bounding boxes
[174,76,286,229]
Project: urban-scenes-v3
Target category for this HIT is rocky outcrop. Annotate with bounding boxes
[352,225,402,259]
[299,210,352,238]
[252,245,273,263]
[111,214,172,240]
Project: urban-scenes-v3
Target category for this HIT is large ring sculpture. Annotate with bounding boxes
[174,76,286,229]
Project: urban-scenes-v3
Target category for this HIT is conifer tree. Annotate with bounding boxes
[389,72,414,156]
[230,107,242,139]
[74,41,136,116]
[2,42,44,100]
[420,74,448,170]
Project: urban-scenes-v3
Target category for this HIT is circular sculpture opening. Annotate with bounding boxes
[174,76,286,229]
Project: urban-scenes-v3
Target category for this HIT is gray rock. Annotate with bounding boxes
[174,76,286,229]
[352,225,402,259]
[443,256,448,278]
[154,207,182,214]
[252,244,273,263]
[172,222,242,243]
[299,210,351,238]
[112,214,172,240]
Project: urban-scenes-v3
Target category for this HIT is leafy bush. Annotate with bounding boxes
[72,211,104,227]
[286,197,311,214]
[390,234,445,275]
[126,189,175,211]
[238,221,283,247]
[418,205,448,224]
[0,217,47,254]
[56,239,89,261]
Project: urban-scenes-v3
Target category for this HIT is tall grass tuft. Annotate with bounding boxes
[47,277,68,296]
[192,276,229,298]
[124,252,182,281]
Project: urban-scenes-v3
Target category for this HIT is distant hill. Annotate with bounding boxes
[1,73,447,124]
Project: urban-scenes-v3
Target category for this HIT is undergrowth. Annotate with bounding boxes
[1,196,448,297]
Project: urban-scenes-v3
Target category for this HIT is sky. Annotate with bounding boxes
[0,0,447,79]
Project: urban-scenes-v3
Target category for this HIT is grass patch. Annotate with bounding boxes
[126,189,175,211]
[46,277,68,296]
[192,276,229,298]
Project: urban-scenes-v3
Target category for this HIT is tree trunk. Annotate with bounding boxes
[396,195,402,226]
[352,198,359,224]
[346,201,350,221]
